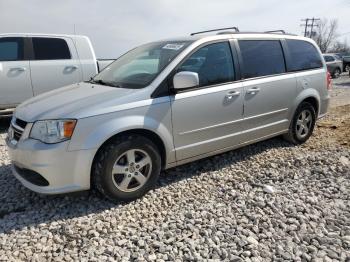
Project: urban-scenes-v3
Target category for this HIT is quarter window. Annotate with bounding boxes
[32,37,71,60]
[0,37,24,61]
[178,42,235,87]
[286,40,323,71]
[239,40,286,79]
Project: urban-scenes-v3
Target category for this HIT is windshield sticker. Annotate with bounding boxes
[162,43,185,50]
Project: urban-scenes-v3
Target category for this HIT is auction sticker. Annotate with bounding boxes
[162,43,185,50]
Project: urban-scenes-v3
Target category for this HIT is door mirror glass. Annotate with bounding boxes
[173,71,199,90]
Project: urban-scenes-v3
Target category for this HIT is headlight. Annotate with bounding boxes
[30,119,77,144]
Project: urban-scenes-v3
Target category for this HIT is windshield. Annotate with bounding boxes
[93,41,193,89]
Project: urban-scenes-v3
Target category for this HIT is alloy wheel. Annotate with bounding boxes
[111,149,152,192]
[296,109,313,140]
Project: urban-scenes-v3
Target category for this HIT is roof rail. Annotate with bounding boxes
[190,27,239,36]
[264,30,286,34]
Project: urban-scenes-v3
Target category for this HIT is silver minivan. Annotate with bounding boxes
[6,28,331,201]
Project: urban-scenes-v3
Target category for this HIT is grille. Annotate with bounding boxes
[15,118,27,129]
[11,118,27,142]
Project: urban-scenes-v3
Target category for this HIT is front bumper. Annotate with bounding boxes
[6,136,96,195]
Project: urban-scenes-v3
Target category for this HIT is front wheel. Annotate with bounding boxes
[283,102,316,144]
[92,135,161,202]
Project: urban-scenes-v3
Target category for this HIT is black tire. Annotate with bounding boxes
[332,68,341,78]
[345,64,350,72]
[92,134,161,202]
[283,102,316,145]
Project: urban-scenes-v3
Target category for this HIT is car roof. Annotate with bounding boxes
[160,32,313,45]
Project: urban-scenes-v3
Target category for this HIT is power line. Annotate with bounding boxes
[300,17,320,37]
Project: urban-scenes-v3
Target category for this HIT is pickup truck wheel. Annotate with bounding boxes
[92,135,161,202]
[283,102,316,144]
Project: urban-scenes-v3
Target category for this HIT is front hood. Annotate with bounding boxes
[15,82,146,122]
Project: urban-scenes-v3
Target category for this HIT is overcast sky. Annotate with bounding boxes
[0,0,349,58]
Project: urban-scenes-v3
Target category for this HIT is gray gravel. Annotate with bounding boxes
[1,93,350,261]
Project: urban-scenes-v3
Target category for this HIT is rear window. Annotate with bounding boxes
[32,37,71,60]
[323,55,335,62]
[286,40,323,71]
[238,40,286,79]
[0,37,24,61]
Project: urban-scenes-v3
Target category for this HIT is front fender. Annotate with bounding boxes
[68,103,175,164]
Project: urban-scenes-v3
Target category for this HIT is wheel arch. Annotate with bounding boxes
[92,128,167,170]
[301,96,319,116]
[292,90,321,119]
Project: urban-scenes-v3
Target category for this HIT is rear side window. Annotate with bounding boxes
[286,40,323,71]
[178,41,235,87]
[0,37,24,61]
[32,37,71,60]
[238,40,286,79]
[323,55,335,62]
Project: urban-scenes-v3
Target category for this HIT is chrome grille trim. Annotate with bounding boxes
[10,117,27,142]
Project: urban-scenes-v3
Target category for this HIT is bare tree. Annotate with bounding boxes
[329,40,350,53]
[312,18,338,53]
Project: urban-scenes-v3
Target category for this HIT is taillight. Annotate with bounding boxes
[326,71,332,90]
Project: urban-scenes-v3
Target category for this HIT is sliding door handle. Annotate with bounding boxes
[246,87,260,95]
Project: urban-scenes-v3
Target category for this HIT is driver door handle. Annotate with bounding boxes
[10,67,26,72]
[65,65,78,70]
[225,90,240,99]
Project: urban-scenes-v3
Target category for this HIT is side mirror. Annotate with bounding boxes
[173,71,199,90]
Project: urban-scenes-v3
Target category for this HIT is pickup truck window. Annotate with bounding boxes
[32,37,71,60]
[93,41,193,89]
[0,37,24,61]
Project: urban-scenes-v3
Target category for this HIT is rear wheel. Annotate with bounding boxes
[333,68,341,78]
[283,102,316,144]
[92,134,161,202]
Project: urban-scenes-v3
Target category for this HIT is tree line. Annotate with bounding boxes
[311,18,350,54]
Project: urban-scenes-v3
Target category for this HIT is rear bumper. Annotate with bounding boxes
[6,137,96,194]
[318,94,330,119]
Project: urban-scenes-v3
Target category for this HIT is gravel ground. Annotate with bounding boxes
[0,78,349,261]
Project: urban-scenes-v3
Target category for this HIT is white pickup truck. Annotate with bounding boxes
[0,33,114,116]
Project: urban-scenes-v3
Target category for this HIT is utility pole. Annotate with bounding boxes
[301,17,320,37]
[309,17,320,37]
[302,18,309,37]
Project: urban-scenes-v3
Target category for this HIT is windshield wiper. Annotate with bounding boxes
[89,79,108,85]
[88,78,121,88]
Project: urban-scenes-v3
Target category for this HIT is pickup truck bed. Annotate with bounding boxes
[0,33,114,117]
